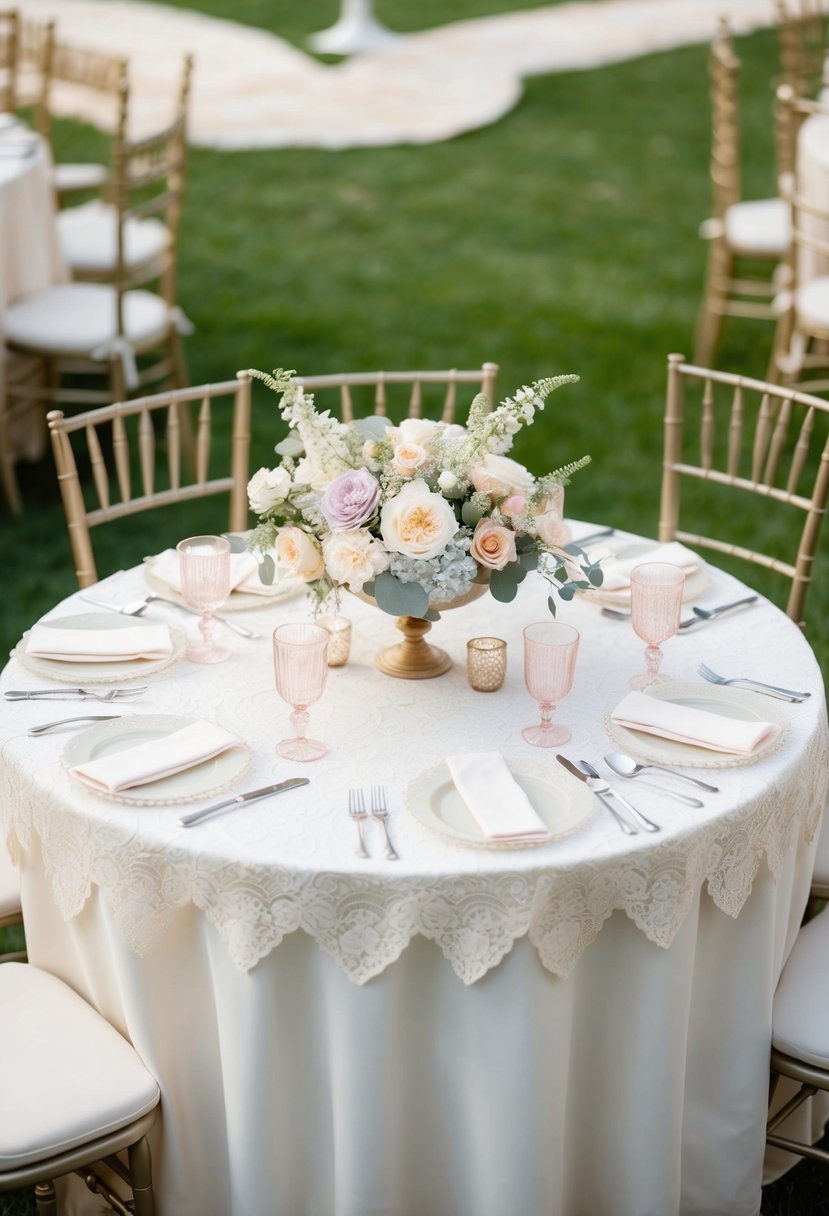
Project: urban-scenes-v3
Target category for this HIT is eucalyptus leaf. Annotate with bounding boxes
[547,595,558,617]
[258,554,276,586]
[372,571,430,618]
[461,501,483,527]
[353,415,393,441]
[518,547,538,573]
[489,562,523,603]
[225,534,248,553]
[587,566,604,587]
[558,583,576,601]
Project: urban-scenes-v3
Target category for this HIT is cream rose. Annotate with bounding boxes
[247,466,292,515]
[533,484,571,547]
[396,417,443,448]
[275,526,325,581]
[469,454,535,500]
[391,441,430,478]
[470,519,517,570]
[380,478,458,561]
[322,529,390,592]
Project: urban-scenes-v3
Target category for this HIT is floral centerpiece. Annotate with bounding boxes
[243,369,601,635]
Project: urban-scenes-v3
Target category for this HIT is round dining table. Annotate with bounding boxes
[0,528,826,1216]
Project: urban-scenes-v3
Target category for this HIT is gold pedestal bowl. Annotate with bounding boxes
[356,579,489,679]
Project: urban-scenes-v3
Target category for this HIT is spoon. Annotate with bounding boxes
[603,751,719,793]
[603,754,704,806]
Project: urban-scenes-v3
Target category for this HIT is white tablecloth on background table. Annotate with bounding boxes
[795,111,829,283]
[1,531,826,1216]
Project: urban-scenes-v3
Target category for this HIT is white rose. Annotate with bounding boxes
[247,466,292,515]
[438,470,458,492]
[380,478,459,561]
[468,454,536,500]
[391,441,430,478]
[322,529,390,592]
[397,417,442,448]
[275,526,325,581]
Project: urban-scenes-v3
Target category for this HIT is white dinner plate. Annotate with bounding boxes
[12,614,186,684]
[62,714,251,806]
[604,680,790,769]
[143,553,304,613]
[570,538,708,609]
[406,757,595,848]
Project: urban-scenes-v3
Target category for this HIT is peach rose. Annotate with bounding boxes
[534,484,571,547]
[380,478,458,560]
[275,526,325,581]
[470,519,517,570]
[391,441,430,478]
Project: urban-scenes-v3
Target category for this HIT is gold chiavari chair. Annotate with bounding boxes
[0,843,23,964]
[0,351,48,514]
[694,20,791,368]
[659,354,829,629]
[0,8,18,112]
[5,57,193,411]
[47,373,251,589]
[31,22,128,202]
[768,84,829,391]
[291,364,500,423]
[0,962,160,1215]
[775,0,828,99]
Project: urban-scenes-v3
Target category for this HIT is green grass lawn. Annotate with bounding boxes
[1,5,826,1214]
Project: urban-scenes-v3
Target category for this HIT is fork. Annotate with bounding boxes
[81,592,261,640]
[697,662,810,702]
[4,686,147,702]
[29,714,122,735]
[348,787,370,858]
[369,785,398,860]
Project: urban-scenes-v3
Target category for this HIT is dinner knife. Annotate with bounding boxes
[555,755,641,836]
[178,777,310,827]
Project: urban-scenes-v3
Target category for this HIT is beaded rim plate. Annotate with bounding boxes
[569,538,708,609]
[604,680,790,769]
[62,714,251,807]
[406,756,595,849]
[12,614,187,684]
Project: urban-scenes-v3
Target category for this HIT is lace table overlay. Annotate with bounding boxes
[2,558,826,985]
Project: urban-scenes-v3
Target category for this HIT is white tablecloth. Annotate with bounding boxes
[1,534,826,1216]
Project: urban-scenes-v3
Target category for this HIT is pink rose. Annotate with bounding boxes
[470,519,517,570]
[276,526,325,581]
[533,484,570,547]
[501,494,526,517]
[320,468,381,531]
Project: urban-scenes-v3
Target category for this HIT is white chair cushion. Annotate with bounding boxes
[53,162,107,195]
[0,963,159,1171]
[793,276,829,332]
[0,840,20,921]
[5,283,170,358]
[772,910,829,1070]
[724,197,790,257]
[811,811,829,896]
[58,201,170,276]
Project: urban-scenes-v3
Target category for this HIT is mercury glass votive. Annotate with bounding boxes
[319,615,352,666]
[467,637,507,691]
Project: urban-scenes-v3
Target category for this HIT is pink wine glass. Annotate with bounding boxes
[273,622,330,761]
[177,535,232,664]
[522,621,580,747]
[629,562,685,689]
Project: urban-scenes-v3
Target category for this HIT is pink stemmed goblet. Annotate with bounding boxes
[629,562,685,689]
[177,535,232,664]
[272,622,330,761]
[522,621,580,747]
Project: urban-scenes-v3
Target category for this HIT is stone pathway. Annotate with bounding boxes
[17,0,778,147]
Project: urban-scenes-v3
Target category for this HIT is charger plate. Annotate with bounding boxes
[62,714,251,806]
[604,680,790,769]
[143,554,304,613]
[12,614,186,684]
[570,538,708,609]
[406,757,595,848]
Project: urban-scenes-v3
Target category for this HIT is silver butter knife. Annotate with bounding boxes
[576,759,659,832]
[556,754,637,836]
[178,777,310,827]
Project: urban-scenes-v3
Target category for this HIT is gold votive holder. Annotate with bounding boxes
[319,614,352,666]
[467,636,507,691]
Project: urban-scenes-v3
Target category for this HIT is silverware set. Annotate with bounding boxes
[602,595,758,630]
[348,785,397,859]
[80,592,261,640]
[5,686,147,702]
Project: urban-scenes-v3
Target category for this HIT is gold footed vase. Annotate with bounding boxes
[357,579,489,679]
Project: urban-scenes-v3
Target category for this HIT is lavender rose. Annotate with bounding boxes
[320,468,381,531]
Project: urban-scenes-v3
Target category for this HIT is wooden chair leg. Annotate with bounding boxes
[694,243,731,367]
[128,1135,155,1216]
[33,1180,58,1216]
[0,447,22,513]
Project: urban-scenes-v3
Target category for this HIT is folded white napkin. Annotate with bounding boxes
[70,720,242,793]
[587,541,699,592]
[151,548,284,597]
[611,690,779,756]
[446,753,549,839]
[26,621,173,662]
